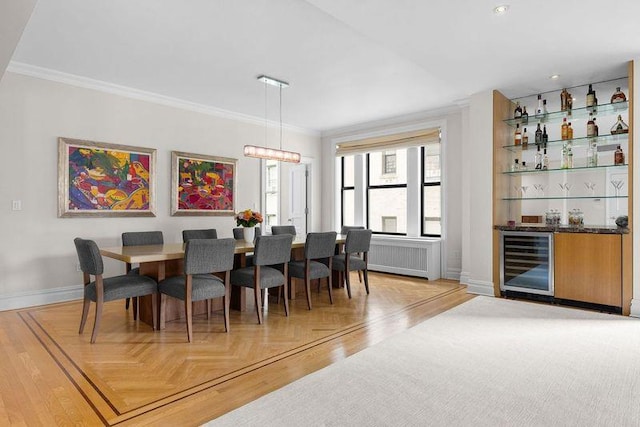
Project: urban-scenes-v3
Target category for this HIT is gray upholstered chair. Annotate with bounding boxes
[339,226,365,282]
[271,225,297,236]
[74,238,158,343]
[182,228,218,243]
[331,229,372,298]
[231,234,293,324]
[288,232,337,310]
[121,231,164,314]
[158,238,235,342]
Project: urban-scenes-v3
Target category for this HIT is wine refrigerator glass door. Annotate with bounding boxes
[500,231,554,296]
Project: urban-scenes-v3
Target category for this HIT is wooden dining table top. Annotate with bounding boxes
[100,234,347,264]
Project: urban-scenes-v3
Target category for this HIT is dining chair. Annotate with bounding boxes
[271,225,297,236]
[231,234,293,324]
[121,231,164,316]
[340,225,365,282]
[288,232,337,310]
[331,229,372,298]
[182,228,218,243]
[158,238,235,342]
[74,238,158,343]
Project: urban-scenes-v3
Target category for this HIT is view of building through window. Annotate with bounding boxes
[264,160,279,230]
[340,139,441,237]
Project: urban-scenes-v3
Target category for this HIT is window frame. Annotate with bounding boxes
[366,152,407,236]
[340,156,355,228]
[421,145,442,237]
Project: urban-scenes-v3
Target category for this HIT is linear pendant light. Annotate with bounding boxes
[244,75,301,163]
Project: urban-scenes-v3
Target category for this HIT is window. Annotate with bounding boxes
[263,160,279,231]
[422,144,441,236]
[383,151,396,174]
[368,149,407,234]
[338,128,442,238]
[341,155,355,227]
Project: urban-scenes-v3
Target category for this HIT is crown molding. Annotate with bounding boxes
[6,61,319,137]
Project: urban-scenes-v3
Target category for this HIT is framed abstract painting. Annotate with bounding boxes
[171,151,237,216]
[58,137,157,217]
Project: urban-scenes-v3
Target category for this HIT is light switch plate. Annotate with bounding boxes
[12,200,21,211]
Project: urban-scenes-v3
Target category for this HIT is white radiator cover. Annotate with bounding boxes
[367,236,441,279]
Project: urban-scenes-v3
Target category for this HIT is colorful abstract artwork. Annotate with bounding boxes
[171,151,237,216]
[58,138,156,217]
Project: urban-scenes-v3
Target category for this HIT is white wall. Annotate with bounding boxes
[0,72,321,309]
[632,58,640,317]
[320,108,464,280]
[463,91,494,295]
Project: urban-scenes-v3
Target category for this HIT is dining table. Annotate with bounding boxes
[100,234,346,329]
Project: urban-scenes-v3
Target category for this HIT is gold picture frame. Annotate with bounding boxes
[58,137,157,217]
[170,151,237,216]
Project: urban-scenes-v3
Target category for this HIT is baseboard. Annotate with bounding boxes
[630,298,640,318]
[0,285,83,311]
[459,272,470,285]
[445,268,461,281]
[466,279,495,296]
[368,265,429,279]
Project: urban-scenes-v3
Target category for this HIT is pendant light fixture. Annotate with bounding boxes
[244,75,301,163]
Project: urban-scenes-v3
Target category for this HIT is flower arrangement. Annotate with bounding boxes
[236,209,263,227]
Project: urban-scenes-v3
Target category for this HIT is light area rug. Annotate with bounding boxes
[207,296,640,427]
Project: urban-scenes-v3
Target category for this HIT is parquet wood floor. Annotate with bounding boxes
[0,273,472,426]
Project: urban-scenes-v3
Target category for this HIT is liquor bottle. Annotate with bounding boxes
[567,145,573,168]
[522,128,529,150]
[567,122,574,139]
[521,106,529,124]
[587,141,598,167]
[542,125,548,143]
[560,88,570,111]
[536,94,543,115]
[535,123,543,145]
[514,123,522,145]
[521,161,528,170]
[593,118,599,136]
[561,117,568,140]
[542,147,549,170]
[511,158,520,172]
[586,84,597,108]
[614,146,625,165]
[514,102,522,119]
[610,115,629,134]
[534,144,542,169]
[587,113,596,137]
[542,99,548,118]
[611,87,627,103]
[561,143,569,169]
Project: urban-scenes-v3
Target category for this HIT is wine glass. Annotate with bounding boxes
[584,182,596,196]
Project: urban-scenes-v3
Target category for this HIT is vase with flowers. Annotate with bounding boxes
[236,209,263,243]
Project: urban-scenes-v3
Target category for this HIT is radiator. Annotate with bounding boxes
[367,237,441,279]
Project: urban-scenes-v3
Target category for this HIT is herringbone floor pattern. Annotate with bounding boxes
[1,273,471,426]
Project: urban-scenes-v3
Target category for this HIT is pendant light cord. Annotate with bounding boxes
[279,85,283,151]
[264,80,268,148]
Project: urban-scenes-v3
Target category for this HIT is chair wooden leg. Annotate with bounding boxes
[223,272,230,332]
[261,289,266,307]
[327,275,333,304]
[125,297,130,310]
[79,298,90,334]
[185,275,193,342]
[358,270,363,283]
[90,299,103,344]
[345,270,352,299]
[151,293,158,331]
[133,297,138,320]
[363,268,370,294]
[283,264,289,317]
[305,275,312,310]
[254,285,263,324]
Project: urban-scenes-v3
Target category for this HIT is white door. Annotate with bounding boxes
[289,164,308,235]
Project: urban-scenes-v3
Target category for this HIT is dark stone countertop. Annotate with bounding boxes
[494,224,629,234]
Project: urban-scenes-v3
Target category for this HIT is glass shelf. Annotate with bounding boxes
[502,133,628,151]
[502,195,628,201]
[504,101,628,127]
[503,164,627,175]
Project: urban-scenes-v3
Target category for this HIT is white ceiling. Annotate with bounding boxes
[9,0,640,132]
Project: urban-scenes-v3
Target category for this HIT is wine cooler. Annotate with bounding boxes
[500,231,554,296]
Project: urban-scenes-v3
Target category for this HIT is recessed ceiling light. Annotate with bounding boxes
[493,4,509,15]
[550,74,560,80]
